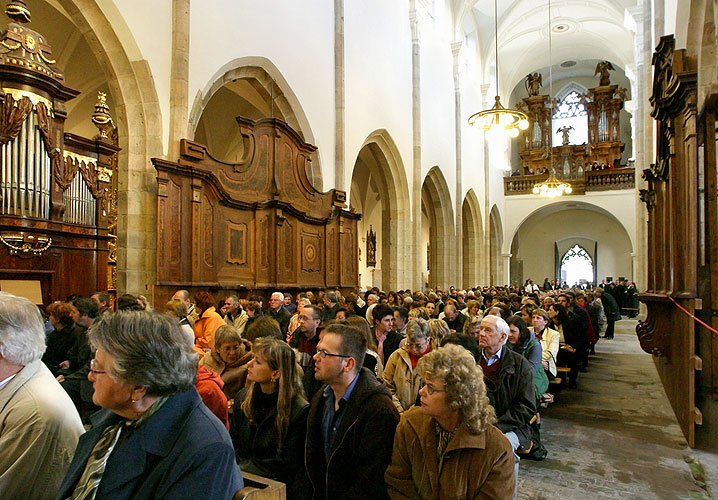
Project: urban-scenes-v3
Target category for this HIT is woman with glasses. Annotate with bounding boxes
[231,337,308,498]
[199,324,253,400]
[382,318,433,413]
[385,344,514,499]
[55,310,242,500]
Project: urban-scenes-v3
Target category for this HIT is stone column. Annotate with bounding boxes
[334,0,345,191]
[481,83,491,285]
[452,41,463,288]
[628,2,652,295]
[410,3,423,290]
[168,0,190,160]
[501,252,512,286]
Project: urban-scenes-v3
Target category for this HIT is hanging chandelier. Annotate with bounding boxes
[467,0,528,137]
[532,171,572,197]
[532,0,571,197]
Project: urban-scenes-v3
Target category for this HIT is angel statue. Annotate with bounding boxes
[594,61,615,86]
[525,72,542,97]
[557,125,574,146]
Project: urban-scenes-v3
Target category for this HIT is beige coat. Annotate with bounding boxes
[532,326,560,376]
[224,310,248,336]
[386,406,515,500]
[382,346,424,413]
[199,338,253,399]
[0,359,84,500]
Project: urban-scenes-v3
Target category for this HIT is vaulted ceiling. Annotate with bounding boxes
[459,0,638,95]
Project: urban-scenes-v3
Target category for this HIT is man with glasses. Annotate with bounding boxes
[301,323,399,500]
[290,305,322,368]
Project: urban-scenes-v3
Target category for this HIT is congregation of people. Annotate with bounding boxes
[0,278,633,500]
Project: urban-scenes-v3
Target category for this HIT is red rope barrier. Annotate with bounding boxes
[667,296,718,336]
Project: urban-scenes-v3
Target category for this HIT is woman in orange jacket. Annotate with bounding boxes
[193,291,226,355]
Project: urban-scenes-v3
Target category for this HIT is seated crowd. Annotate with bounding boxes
[0,281,621,500]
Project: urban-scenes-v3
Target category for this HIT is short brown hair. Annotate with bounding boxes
[324,323,366,371]
[47,302,74,327]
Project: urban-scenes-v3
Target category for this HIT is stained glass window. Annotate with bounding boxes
[552,89,588,146]
[560,244,593,287]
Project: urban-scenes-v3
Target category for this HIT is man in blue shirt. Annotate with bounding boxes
[301,323,399,500]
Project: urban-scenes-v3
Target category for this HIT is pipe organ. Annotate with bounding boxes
[0,1,119,305]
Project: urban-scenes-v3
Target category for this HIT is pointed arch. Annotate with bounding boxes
[349,130,411,290]
[489,205,503,285]
[422,167,455,288]
[188,56,323,188]
[56,0,163,294]
[462,189,483,288]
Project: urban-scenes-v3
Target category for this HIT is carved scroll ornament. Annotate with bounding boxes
[36,101,74,190]
[636,301,670,359]
[0,93,32,145]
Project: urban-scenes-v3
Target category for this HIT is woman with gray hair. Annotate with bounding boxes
[382,318,433,413]
[199,324,253,399]
[55,311,243,500]
[385,344,515,499]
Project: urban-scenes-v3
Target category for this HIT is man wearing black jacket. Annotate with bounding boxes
[595,287,620,339]
[301,323,399,500]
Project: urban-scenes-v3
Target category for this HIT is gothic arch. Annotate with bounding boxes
[189,57,323,188]
[422,167,455,289]
[462,189,483,288]
[349,130,411,290]
[489,205,503,285]
[555,81,589,102]
[56,0,163,294]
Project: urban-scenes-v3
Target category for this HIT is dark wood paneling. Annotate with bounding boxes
[153,118,359,294]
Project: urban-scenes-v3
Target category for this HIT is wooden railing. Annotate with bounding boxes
[504,168,634,195]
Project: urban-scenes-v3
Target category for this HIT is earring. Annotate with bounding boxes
[131,397,138,403]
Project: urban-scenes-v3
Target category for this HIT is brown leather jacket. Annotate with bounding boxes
[385,407,515,500]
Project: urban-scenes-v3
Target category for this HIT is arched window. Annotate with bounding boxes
[552,89,588,146]
[560,244,593,287]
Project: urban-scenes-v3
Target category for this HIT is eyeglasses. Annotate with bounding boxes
[423,382,445,395]
[90,358,108,375]
[315,347,351,359]
[407,341,428,348]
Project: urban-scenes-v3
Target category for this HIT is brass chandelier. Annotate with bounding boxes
[532,0,572,197]
[467,0,528,137]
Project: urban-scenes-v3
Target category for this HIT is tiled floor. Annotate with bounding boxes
[518,319,716,500]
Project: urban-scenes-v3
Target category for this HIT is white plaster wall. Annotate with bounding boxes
[344,0,413,201]
[103,0,172,153]
[503,190,636,255]
[513,209,633,283]
[419,5,457,203]
[188,0,335,184]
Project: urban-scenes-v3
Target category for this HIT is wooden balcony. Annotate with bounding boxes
[504,168,635,195]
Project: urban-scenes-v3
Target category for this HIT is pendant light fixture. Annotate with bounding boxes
[532,0,572,197]
[467,0,529,138]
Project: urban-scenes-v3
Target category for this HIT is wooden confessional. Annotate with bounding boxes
[637,34,718,449]
[152,118,359,301]
[0,1,119,305]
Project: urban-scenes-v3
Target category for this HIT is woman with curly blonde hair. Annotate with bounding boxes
[385,344,515,500]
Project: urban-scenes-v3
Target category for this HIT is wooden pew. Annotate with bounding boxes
[234,473,286,500]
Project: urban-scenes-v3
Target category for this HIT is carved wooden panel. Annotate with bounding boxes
[638,35,700,447]
[153,118,360,291]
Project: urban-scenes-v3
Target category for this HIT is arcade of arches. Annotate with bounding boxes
[2,0,718,459]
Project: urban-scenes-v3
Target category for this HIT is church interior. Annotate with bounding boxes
[1,0,718,498]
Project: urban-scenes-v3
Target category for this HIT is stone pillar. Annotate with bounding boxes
[452,41,463,288]
[334,0,345,191]
[410,3,423,291]
[481,83,491,286]
[628,2,652,295]
[168,0,190,160]
[501,252,512,286]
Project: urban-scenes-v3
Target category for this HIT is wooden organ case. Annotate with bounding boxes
[0,1,119,305]
[518,69,627,177]
[152,118,360,295]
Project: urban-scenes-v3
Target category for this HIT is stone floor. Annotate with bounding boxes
[518,319,717,500]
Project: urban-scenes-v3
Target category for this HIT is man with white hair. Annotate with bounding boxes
[0,292,84,499]
[478,315,537,500]
[267,291,291,335]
